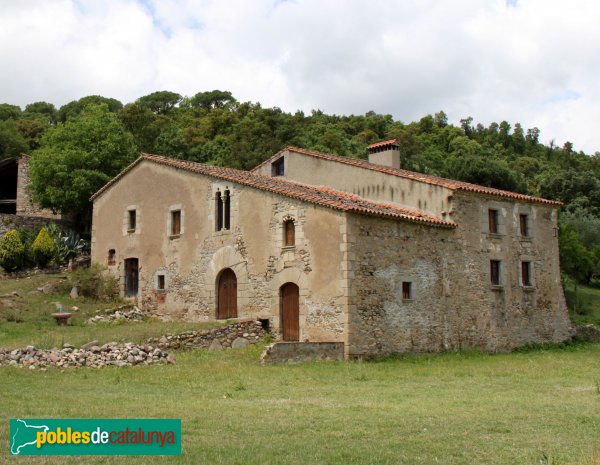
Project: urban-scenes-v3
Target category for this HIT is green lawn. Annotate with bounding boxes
[0,275,599,464]
[565,283,600,326]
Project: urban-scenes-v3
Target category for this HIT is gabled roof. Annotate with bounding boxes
[91,154,456,228]
[252,146,562,206]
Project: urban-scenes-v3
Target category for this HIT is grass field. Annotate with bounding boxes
[565,283,600,326]
[1,274,599,464]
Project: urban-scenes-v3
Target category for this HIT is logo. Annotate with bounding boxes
[10,419,181,456]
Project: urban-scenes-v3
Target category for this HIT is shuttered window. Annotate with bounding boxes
[488,209,498,234]
[519,214,529,237]
[521,261,531,287]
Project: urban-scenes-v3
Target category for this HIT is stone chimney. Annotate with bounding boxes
[367,139,400,169]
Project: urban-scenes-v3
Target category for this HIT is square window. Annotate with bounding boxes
[521,261,531,287]
[128,210,136,231]
[402,281,412,300]
[519,214,529,237]
[157,275,165,291]
[107,249,116,266]
[171,210,181,236]
[488,209,499,234]
[271,157,285,177]
[490,260,501,286]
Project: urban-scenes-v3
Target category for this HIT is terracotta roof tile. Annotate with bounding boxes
[91,154,456,228]
[367,139,398,149]
[252,146,562,206]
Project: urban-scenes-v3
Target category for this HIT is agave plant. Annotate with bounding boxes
[46,223,88,264]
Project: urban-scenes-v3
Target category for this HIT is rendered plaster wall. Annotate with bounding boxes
[253,149,453,218]
[91,160,347,342]
[345,193,572,358]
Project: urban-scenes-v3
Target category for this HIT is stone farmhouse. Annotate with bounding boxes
[90,141,572,358]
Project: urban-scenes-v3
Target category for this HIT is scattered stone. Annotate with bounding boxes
[208,339,223,351]
[72,306,80,312]
[0,342,171,369]
[69,286,79,299]
[80,340,100,350]
[87,306,146,324]
[38,283,56,294]
[232,338,249,349]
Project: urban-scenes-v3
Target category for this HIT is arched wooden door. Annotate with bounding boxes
[217,268,237,319]
[280,283,299,341]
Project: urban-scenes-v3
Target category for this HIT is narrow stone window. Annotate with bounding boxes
[488,209,498,234]
[224,190,230,230]
[490,260,501,286]
[107,249,116,266]
[402,282,412,300]
[521,261,531,287]
[128,209,137,232]
[519,214,529,237]
[171,210,181,236]
[271,157,285,176]
[284,219,295,247]
[157,274,166,291]
[215,191,223,231]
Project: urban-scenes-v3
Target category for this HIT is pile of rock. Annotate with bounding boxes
[0,342,174,370]
[147,319,266,351]
[86,305,146,324]
[574,324,600,342]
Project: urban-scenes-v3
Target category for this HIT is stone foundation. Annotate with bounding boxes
[260,341,344,364]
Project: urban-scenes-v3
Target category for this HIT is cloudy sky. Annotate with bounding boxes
[1,0,599,153]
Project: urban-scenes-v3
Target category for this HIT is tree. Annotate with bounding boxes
[0,120,28,159]
[191,90,236,110]
[57,96,123,122]
[24,101,57,124]
[444,155,528,193]
[0,103,21,121]
[30,104,138,227]
[136,91,182,115]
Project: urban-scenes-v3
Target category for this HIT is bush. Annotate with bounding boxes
[16,227,38,268]
[68,263,119,301]
[0,230,25,271]
[31,227,56,267]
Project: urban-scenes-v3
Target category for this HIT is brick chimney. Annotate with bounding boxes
[367,139,400,169]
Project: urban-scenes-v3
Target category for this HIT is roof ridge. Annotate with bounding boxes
[251,146,562,206]
[91,153,456,228]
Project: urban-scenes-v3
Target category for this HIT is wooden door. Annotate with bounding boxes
[280,283,299,341]
[217,268,237,319]
[124,258,139,297]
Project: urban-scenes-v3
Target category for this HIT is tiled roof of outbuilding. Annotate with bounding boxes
[91,154,456,228]
[252,146,562,206]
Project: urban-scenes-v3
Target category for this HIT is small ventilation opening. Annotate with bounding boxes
[259,318,270,332]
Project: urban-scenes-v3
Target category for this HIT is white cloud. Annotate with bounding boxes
[1,0,600,153]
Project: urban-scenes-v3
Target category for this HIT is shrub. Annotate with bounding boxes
[46,223,88,264]
[31,227,56,267]
[69,263,119,301]
[0,230,25,271]
[17,227,38,268]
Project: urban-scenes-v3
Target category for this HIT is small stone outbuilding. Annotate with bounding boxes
[90,143,571,358]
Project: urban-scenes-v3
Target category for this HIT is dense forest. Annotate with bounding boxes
[0,90,598,286]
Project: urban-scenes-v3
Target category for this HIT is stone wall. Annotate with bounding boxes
[92,160,346,344]
[345,195,572,358]
[260,341,344,364]
[0,213,60,238]
[16,155,60,219]
[147,320,266,350]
